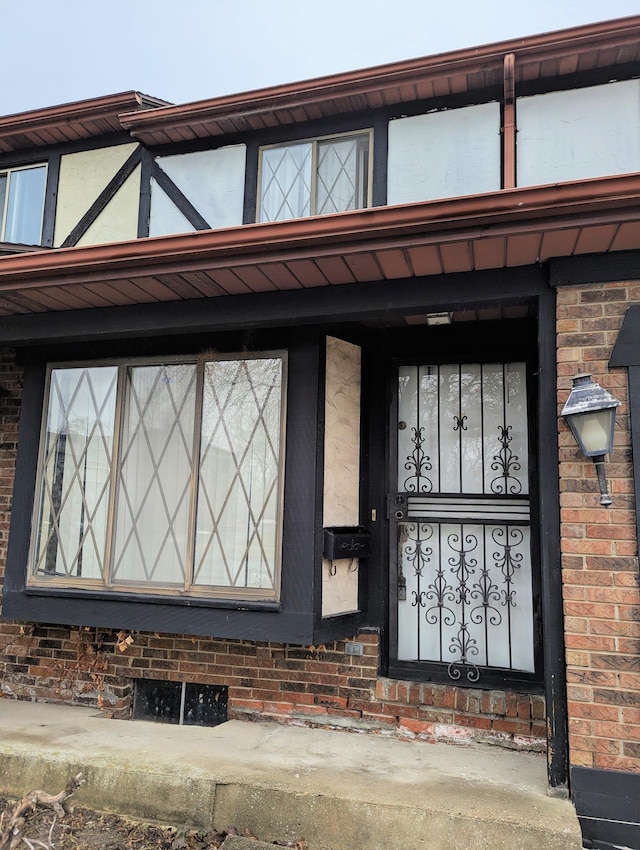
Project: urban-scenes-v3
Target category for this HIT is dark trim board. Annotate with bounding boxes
[151,161,211,231]
[537,290,569,792]
[610,314,640,572]
[41,153,61,248]
[550,251,640,288]
[610,305,640,367]
[572,766,640,850]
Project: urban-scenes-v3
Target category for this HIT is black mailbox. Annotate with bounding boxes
[323,526,370,560]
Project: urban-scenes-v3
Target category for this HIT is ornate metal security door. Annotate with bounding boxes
[390,362,536,685]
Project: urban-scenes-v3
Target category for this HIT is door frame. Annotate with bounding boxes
[386,355,544,691]
[363,301,568,791]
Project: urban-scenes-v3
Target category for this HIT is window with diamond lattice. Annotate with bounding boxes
[258,131,371,222]
[30,354,286,600]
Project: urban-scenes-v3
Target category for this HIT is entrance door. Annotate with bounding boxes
[389,361,539,686]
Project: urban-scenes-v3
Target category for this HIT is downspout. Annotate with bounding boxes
[502,53,516,190]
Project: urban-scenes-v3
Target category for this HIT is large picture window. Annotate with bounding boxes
[258,131,371,222]
[29,353,287,601]
[0,164,47,245]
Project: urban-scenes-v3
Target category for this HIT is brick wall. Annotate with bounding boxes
[0,350,21,597]
[1,623,546,748]
[0,344,544,750]
[557,282,640,773]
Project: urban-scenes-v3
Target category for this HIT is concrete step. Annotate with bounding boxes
[0,700,582,850]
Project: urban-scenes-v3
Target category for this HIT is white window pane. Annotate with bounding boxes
[0,174,6,236]
[316,137,362,214]
[33,367,117,580]
[5,166,46,244]
[195,357,284,591]
[259,144,311,221]
[112,364,196,585]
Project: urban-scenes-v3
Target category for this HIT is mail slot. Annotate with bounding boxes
[323,526,370,560]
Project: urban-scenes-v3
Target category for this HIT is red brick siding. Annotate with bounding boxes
[557,282,640,773]
[1,623,545,746]
[0,350,21,596]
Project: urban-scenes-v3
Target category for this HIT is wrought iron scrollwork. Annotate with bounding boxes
[490,425,522,494]
[403,426,433,492]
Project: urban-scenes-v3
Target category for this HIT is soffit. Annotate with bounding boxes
[120,17,640,146]
[1,175,640,318]
[0,92,170,154]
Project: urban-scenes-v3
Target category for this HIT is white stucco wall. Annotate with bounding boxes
[517,79,640,186]
[387,102,501,204]
[54,143,139,246]
[150,145,246,236]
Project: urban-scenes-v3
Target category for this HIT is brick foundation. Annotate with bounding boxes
[0,622,546,748]
[557,281,640,773]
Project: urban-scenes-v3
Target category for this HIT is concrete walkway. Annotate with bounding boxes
[0,699,582,850]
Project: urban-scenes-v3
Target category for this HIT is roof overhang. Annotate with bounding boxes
[0,91,170,154]
[120,16,640,146]
[1,174,640,321]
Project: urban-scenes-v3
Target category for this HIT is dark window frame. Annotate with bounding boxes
[3,327,366,644]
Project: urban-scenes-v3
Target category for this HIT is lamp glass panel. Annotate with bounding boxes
[569,408,616,456]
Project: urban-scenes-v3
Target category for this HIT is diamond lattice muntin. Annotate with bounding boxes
[112,364,197,585]
[260,144,312,221]
[32,356,285,597]
[194,358,283,590]
[34,366,117,580]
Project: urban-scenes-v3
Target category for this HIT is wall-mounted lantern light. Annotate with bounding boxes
[561,374,621,507]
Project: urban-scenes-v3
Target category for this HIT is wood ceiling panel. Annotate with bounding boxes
[131,274,186,301]
[440,241,473,273]
[376,249,412,279]
[432,78,451,97]
[232,265,279,292]
[450,73,468,94]
[16,288,75,311]
[262,263,303,290]
[151,272,202,300]
[539,229,580,261]
[505,233,541,266]
[0,298,25,316]
[80,283,123,307]
[107,279,159,304]
[285,259,329,287]
[414,80,436,100]
[1,291,49,313]
[73,285,122,308]
[610,221,640,251]
[344,252,382,282]
[477,307,503,321]
[406,245,442,276]
[40,286,97,309]
[314,256,357,285]
[205,268,253,295]
[473,237,506,270]
[182,270,227,297]
[574,225,618,255]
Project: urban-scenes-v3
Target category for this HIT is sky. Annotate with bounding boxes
[3,0,640,116]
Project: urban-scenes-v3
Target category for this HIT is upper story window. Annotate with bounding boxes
[29,352,287,602]
[258,130,371,222]
[0,164,47,245]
